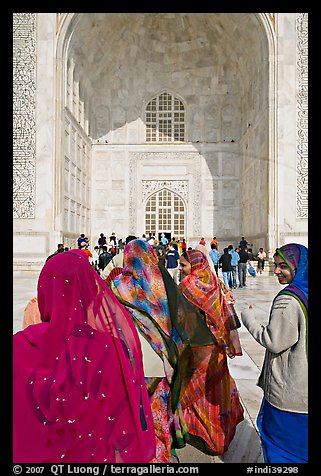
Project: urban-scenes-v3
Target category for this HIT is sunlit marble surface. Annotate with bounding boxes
[13,270,282,463]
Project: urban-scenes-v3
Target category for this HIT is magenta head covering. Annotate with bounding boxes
[13,250,156,463]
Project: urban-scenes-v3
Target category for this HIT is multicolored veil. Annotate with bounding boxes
[179,249,242,357]
[110,239,215,412]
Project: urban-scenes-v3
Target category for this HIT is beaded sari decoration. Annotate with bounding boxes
[13,250,156,463]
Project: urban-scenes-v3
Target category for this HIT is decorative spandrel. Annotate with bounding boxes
[142,180,188,201]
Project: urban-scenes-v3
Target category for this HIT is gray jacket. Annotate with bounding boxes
[241,294,307,413]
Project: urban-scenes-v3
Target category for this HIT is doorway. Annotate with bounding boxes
[145,188,186,241]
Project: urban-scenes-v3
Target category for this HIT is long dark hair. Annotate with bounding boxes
[181,251,189,261]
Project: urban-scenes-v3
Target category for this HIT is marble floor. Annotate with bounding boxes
[13,269,281,464]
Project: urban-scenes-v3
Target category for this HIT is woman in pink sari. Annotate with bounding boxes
[13,249,156,463]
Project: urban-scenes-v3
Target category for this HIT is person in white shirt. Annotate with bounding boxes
[91,245,100,272]
[257,247,267,274]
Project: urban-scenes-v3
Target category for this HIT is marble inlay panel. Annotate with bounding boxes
[296,12,308,219]
[13,13,36,218]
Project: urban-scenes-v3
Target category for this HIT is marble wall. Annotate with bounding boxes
[13,13,308,270]
[13,13,56,268]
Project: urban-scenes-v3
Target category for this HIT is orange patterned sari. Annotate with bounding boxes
[179,249,244,454]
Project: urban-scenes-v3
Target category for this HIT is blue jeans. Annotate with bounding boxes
[258,258,265,270]
[229,266,237,287]
[222,271,231,289]
[238,262,247,286]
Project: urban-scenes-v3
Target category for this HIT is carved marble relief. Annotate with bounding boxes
[142,180,188,201]
[129,152,201,235]
[13,13,36,218]
[296,13,308,219]
[192,155,202,236]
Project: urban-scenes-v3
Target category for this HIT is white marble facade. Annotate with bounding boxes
[13,13,308,271]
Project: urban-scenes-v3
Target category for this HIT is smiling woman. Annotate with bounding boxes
[273,253,294,284]
[241,243,308,463]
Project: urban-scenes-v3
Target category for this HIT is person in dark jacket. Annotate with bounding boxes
[157,247,166,268]
[46,243,64,262]
[219,248,232,289]
[239,236,248,250]
[237,247,250,287]
[98,233,107,253]
[98,245,113,272]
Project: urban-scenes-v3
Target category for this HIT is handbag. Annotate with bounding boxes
[248,265,256,277]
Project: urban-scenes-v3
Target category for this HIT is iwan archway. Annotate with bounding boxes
[13,13,308,270]
[54,13,277,253]
[55,13,278,253]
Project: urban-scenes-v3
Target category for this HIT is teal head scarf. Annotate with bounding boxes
[275,243,308,358]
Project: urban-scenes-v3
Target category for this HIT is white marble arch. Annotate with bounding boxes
[13,13,308,270]
[55,13,276,247]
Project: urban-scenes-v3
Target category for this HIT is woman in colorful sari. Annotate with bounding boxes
[13,249,156,463]
[109,239,216,462]
[178,249,244,456]
[241,243,308,463]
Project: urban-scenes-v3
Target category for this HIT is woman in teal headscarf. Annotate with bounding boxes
[241,243,308,463]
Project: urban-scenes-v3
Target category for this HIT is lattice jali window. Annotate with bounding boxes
[145,189,185,239]
[146,92,185,142]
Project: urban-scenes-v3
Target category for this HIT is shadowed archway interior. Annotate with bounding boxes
[59,13,271,249]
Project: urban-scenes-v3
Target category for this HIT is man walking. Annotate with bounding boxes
[237,246,250,287]
[166,243,180,284]
[209,243,220,276]
[219,247,233,290]
[228,244,240,289]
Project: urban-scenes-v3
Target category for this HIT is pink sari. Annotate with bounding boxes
[13,249,156,463]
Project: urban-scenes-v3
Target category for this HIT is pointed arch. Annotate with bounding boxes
[145,188,186,240]
[54,13,278,248]
[145,90,186,142]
